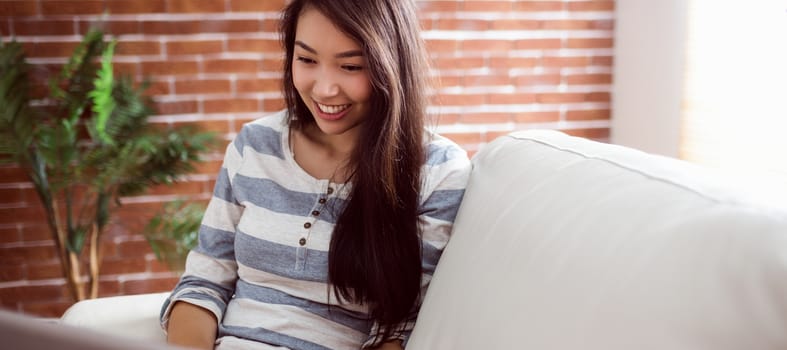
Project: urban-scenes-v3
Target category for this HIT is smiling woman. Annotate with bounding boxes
[159,1,472,350]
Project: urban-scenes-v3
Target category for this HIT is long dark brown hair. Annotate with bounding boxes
[280,0,430,344]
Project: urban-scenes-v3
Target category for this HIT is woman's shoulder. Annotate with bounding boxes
[238,110,289,133]
[423,130,470,168]
[232,110,289,158]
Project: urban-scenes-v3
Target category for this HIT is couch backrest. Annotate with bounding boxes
[408,130,787,349]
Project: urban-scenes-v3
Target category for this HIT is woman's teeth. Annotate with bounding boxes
[317,103,350,114]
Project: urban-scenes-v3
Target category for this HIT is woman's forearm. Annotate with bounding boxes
[166,301,218,350]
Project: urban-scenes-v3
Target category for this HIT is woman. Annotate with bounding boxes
[160,1,471,349]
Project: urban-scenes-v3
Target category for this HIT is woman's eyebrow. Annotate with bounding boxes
[295,40,363,58]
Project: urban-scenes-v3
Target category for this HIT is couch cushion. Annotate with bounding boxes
[407,130,787,349]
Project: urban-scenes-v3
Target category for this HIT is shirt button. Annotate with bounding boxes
[299,238,306,246]
[327,187,334,195]
[318,198,326,204]
[304,222,312,229]
[312,210,320,216]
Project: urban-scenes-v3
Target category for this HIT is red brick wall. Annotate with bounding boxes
[0,0,614,317]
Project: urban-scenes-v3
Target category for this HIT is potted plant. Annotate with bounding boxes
[0,29,217,301]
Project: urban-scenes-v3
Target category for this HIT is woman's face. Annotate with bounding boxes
[292,7,372,139]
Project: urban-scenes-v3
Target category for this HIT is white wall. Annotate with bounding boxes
[611,0,688,158]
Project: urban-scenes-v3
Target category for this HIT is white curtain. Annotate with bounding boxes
[680,0,787,191]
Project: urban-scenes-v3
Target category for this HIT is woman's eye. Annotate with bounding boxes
[296,56,316,64]
[342,65,363,72]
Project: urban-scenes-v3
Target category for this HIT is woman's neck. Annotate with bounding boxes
[290,123,357,182]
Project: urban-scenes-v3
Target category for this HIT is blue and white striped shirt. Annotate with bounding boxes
[160,110,471,350]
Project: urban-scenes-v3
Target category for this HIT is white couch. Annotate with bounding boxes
[61,130,787,349]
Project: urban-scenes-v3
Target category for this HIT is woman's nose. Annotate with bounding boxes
[313,71,339,97]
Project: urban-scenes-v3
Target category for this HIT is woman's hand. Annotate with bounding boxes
[166,301,218,350]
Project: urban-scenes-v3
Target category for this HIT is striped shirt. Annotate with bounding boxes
[160,110,471,350]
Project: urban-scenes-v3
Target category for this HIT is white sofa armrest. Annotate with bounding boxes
[60,292,170,342]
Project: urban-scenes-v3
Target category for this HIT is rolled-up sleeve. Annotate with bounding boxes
[160,138,246,331]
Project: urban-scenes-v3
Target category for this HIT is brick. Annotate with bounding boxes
[0,188,24,204]
[193,160,224,176]
[562,127,611,141]
[114,62,139,77]
[227,39,282,53]
[41,1,104,15]
[13,20,75,36]
[436,19,489,31]
[79,21,141,35]
[489,93,537,105]
[0,284,68,303]
[122,275,179,294]
[203,59,260,74]
[592,20,615,30]
[0,265,24,281]
[175,79,231,95]
[106,0,166,14]
[463,1,513,11]
[566,109,611,121]
[491,20,540,31]
[434,57,485,70]
[541,20,594,30]
[489,57,538,69]
[542,56,590,68]
[143,20,261,35]
[116,41,161,56]
[141,60,199,76]
[262,57,284,72]
[566,38,614,49]
[418,1,460,12]
[434,76,461,88]
[204,98,260,114]
[230,0,286,12]
[442,132,483,145]
[101,257,147,275]
[0,1,39,16]
[425,40,459,53]
[515,39,562,50]
[568,1,615,12]
[429,114,461,125]
[26,262,64,280]
[236,78,282,93]
[262,98,286,111]
[514,74,562,87]
[567,73,612,85]
[585,92,611,102]
[167,0,226,13]
[0,205,47,225]
[0,226,20,244]
[21,300,72,318]
[592,55,614,66]
[461,113,512,124]
[0,245,59,266]
[167,40,224,56]
[514,111,560,123]
[23,41,80,58]
[262,19,280,32]
[515,1,563,11]
[536,92,586,104]
[116,239,153,258]
[21,224,53,242]
[436,94,486,106]
[464,75,511,87]
[97,279,121,297]
[462,40,512,52]
[145,80,171,96]
[154,100,199,115]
